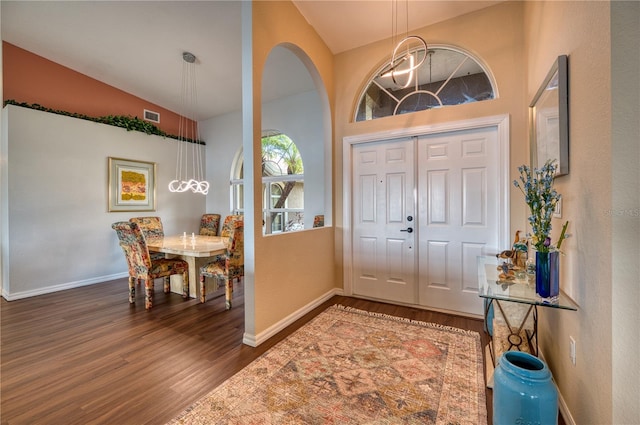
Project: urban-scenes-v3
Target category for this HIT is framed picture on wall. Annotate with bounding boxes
[108,157,157,212]
[529,55,569,176]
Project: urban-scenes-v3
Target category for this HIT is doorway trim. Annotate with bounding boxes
[342,114,510,298]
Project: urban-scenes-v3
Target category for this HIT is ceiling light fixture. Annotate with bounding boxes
[168,51,209,195]
[379,0,428,88]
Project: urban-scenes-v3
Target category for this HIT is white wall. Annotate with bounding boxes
[1,105,205,299]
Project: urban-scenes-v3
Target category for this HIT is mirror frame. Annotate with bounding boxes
[529,55,569,176]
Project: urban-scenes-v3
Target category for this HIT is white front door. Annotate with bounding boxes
[352,138,417,304]
[348,120,506,316]
[417,126,501,315]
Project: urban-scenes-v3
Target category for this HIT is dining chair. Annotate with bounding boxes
[112,221,189,310]
[199,215,244,309]
[129,216,165,260]
[199,213,221,236]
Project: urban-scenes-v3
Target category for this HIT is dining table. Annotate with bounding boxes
[147,234,225,299]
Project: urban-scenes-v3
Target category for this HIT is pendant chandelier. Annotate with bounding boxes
[379,0,428,88]
[168,51,209,195]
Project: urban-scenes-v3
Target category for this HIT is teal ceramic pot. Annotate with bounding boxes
[484,298,494,336]
[493,351,558,425]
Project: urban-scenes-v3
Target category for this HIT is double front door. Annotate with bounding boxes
[351,125,503,316]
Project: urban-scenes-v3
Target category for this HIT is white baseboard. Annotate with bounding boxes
[242,288,344,347]
[1,272,129,301]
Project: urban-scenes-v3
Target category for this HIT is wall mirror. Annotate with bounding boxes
[529,55,569,176]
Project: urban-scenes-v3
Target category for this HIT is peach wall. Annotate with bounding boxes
[524,2,614,423]
[251,1,336,335]
[334,1,529,245]
[2,42,187,136]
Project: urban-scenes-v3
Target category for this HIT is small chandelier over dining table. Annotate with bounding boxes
[168,51,209,195]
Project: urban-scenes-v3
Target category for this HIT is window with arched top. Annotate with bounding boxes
[230,130,305,235]
[355,46,496,121]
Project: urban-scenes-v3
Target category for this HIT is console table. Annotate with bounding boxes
[477,255,577,386]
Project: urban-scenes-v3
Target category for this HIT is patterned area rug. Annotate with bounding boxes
[169,305,487,424]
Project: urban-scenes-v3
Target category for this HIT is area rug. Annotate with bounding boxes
[169,305,487,424]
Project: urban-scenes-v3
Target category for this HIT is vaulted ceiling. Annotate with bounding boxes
[1,1,502,121]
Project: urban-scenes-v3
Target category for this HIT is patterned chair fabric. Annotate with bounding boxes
[129,216,165,260]
[199,213,221,236]
[112,221,189,309]
[199,215,244,309]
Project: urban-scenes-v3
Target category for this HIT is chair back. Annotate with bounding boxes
[112,221,153,278]
[129,216,164,239]
[223,217,244,277]
[220,214,242,239]
[220,215,244,279]
[199,214,221,236]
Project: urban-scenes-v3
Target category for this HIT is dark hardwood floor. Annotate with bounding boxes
[1,278,496,424]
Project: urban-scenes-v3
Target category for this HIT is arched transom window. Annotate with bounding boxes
[355,46,496,121]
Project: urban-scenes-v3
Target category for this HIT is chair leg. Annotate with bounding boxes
[225,278,233,310]
[145,279,154,310]
[128,276,136,303]
[163,277,170,294]
[200,274,206,303]
[182,271,189,299]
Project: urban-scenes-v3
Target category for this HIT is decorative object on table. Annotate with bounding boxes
[513,159,569,301]
[111,221,189,309]
[167,51,209,195]
[168,305,487,425]
[529,54,569,176]
[512,235,529,270]
[493,351,558,425]
[108,157,156,212]
[496,230,528,269]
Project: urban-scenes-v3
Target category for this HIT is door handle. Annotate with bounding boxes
[400,227,413,233]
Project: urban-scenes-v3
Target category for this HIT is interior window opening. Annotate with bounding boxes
[230,130,305,235]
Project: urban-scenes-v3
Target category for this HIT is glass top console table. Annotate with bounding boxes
[477,255,577,368]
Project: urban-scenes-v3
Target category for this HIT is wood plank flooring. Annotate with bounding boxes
[1,278,493,425]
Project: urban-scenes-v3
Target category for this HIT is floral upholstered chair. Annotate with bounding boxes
[129,216,165,260]
[199,213,221,236]
[112,221,189,310]
[199,215,244,309]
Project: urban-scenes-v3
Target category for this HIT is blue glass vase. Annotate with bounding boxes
[493,351,558,425]
[535,250,559,300]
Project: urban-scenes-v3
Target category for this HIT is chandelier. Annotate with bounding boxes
[168,51,209,195]
[379,0,428,88]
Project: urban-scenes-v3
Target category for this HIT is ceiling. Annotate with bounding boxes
[1,1,502,122]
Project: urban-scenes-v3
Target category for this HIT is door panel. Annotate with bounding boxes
[352,139,416,304]
[417,127,500,315]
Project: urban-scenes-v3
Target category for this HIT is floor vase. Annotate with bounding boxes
[535,250,559,300]
[493,351,558,425]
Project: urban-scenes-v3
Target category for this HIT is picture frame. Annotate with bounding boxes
[108,157,157,212]
[529,55,569,176]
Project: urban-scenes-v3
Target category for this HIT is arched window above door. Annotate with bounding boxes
[355,46,496,121]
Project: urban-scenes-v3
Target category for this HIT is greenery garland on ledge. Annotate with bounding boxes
[3,99,204,145]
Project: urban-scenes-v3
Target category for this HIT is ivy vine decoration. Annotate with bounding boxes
[3,100,204,145]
